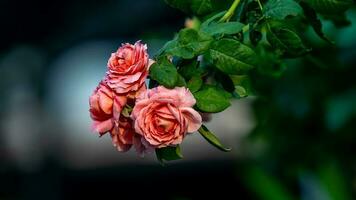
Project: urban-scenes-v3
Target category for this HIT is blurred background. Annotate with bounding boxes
[0,0,355,199]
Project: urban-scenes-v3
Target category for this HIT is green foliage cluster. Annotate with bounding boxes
[151,0,354,170]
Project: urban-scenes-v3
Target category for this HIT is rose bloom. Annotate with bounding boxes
[89,80,135,152]
[106,41,150,96]
[110,115,134,152]
[131,86,202,148]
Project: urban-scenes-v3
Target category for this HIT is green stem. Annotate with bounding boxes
[256,0,263,11]
[219,0,241,22]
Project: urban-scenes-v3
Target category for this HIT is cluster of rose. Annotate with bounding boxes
[90,0,354,163]
[89,42,206,162]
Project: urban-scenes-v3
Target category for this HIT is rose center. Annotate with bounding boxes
[154,117,176,133]
[117,48,134,68]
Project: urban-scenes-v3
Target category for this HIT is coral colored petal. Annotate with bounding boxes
[98,91,113,115]
[181,107,202,132]
[113,95,127,120]
[92,119,113,134]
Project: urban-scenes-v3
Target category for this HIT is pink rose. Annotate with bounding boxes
[106,41,149,95]
[131,86,202,148]
[110,116,134,152]
[89,81,119,134]
[89,81,133,151]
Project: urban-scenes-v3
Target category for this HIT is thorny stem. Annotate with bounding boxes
[219,0,241,22]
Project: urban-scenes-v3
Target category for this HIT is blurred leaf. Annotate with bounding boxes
[201,11,226,26]
[266,22,310,57]
[246,2,264,25]
[244,166,295,200]
[209,38,256,74]
[300,2,334,44]
[255,45,286,77]
[164,0,191,13]
[249,29,263,46]
[263,0,303,20]
[164,0,228,15]
[149,57,178,88]
[305,0,353,14]
[164,28,213,59]
[323,12,351,27]
[230,75,253,97]
[155,145,183,165]
[298,171,331,200]
[191,0,214,15]
[325,90,356,131]
[198,124,231,152]
[318,163,352,200]
[194,85,231,112]
[234,86,248,97]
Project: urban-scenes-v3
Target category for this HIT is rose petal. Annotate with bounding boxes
[180,107,202,132]
[91,119,113,135]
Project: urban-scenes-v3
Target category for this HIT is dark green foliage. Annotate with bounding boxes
[155,145,183,165]
[158,2,356,187]
[149,56,179,88]
[305,0,353,14]
[209,38,257,74]
[162,28,213,59]
[194,85,231,112]
[263,0,303,20]
[198,124,231,152]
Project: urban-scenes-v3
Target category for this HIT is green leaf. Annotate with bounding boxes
[187,75,203,93]
[155,145,183,165]
[165,28,213,59]
[255,45,286,77]
[263,0,303,20]
[209,38,256,75]
[300,2,334,44]
[191,0,214,15]
[202,21,245,36]
[323,12,351,27]
[149,57,178,88]
[230,75,253,97]
[243,166,295,200]
[266,22,310,57]
[198,124,231,152]
[249,29,263,46]
[305,0,353,14]
[194,85,231,112]
[234,86,248,98]
[175,74,187,87]
[318,163,352,200]
[121,105,133,118]
[201,11,226,26]
[200,11,245,36]
[178,59,201,80]
[215,70,235,93]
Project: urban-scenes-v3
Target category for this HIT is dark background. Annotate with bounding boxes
[0,0,355,199]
